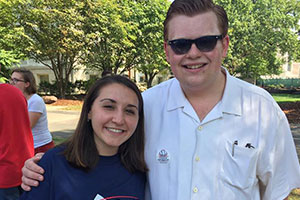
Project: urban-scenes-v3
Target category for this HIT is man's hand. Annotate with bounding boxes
[21,153,45,191]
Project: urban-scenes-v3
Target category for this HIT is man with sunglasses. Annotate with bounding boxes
[144,0,300,199]
[20,0,300,199]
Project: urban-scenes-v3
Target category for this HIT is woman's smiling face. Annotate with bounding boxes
[88,83,139,156]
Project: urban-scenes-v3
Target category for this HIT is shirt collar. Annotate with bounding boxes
[166,67,242,116]
[167,78,188,111]
[221,67,242,116]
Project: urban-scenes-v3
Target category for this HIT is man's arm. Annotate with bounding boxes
[21,153,45,191]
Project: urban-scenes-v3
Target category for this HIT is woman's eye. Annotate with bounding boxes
[103,105,114,109]
[126,109,136,115]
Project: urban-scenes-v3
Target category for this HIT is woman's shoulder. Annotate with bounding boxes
[27,93,44,105]
[28,94,46,111]
[29,93,44,102]
[40,145,66,162]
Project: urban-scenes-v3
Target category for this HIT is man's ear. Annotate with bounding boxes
[222,35,230,58]
[164,41,170,63]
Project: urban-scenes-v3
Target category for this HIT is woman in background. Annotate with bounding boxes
[11,68,54,153]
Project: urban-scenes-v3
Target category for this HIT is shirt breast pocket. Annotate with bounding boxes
[219,140,258,190]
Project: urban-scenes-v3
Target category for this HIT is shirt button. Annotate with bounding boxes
[193,187,198,193]
[197,126,203,131]
[195,156,200,162]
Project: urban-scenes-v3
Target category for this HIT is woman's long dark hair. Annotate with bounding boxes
[62,75,147,173]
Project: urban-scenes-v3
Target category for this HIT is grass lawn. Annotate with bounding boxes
[52,135,68,145]
[272,93,300,102]
[60,104,82,111]
[290,189,300,199]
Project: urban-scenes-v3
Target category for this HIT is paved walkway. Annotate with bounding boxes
[47,105,80,140]
[47,105,300,161]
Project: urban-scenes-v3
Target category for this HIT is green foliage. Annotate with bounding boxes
[38,81,76,96]
[0,0,26,52]
[80,0,170,87]
[257,78,300,89]
[215,0,300,80]
[73,77,98,93]
[1,0,170,92]
[0,50,21,82]
[9,0,87,98]
[133,0,170,88]
[38,78,98,96]
[0,0,27,82]
[267,84,285,89]
[81,0,138,76]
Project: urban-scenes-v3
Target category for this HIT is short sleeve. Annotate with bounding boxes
[258,113,300,200]
[28,95,45,113]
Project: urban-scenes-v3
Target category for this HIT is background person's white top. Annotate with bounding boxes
[28,94,52,148]
[143,68,300,200]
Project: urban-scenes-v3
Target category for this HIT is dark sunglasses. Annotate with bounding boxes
[167,35,223,55]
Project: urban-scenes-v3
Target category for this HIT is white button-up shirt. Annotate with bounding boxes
[142,68,300,200]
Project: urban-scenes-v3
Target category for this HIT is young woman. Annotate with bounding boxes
[20,75,147,200]
[10,68,54,153]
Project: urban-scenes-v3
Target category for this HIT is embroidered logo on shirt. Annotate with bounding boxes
[157,149,170,164]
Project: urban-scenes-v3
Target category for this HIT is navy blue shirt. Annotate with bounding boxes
[20,146,146,200]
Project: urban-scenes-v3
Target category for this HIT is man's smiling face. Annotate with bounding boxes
[164,11,229,92]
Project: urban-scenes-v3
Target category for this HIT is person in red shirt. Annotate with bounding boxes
[0,83,34,200]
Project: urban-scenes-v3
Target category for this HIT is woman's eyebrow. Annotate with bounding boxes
[100,98,138,109]
[127,104,138,110]
[100,98,116,103]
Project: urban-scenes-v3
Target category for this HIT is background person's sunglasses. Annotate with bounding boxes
[167,35,223,55]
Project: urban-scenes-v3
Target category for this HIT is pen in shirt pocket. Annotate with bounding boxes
[232,140,238,157]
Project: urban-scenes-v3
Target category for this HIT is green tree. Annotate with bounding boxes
[134,0,170,88]
[81,0,170,88]
[0,0,26,81]
[0,50,20,82]
[81,0,139,76]
[15,0,87,98]
[215,0,300,81]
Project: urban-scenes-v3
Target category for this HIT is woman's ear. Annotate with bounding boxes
[24,81,30,89]
[87,112,91,121]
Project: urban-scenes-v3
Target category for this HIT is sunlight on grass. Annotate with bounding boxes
[272,93,300,103]
[61,104,82,111]
[52,135,68,145]
[290,189,300,200]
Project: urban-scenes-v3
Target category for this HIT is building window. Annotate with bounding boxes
[287,61,292,72]
[139,75,145,82]
[38,74,49,83]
